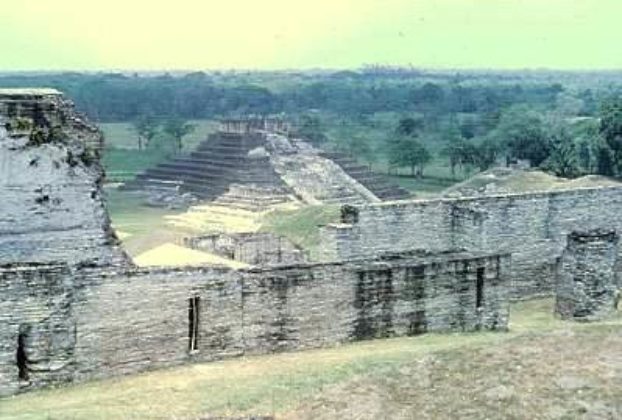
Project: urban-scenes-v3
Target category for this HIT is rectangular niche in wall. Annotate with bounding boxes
[353,269,394,340]
[405,266,427,335]
[476,267,485,309]
[17,330,29,382]
[188,296,200,353]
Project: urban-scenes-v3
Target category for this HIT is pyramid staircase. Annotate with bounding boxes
[122,131,293,205]
[122,129,413,231]
[319,151,412,201]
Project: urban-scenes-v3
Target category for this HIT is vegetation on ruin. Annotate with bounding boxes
[443,168,622,197]
[260,205,341,259]
[3,299,620,419]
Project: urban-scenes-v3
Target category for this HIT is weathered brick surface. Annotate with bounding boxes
[0,120,127,267]
[0,264,76,396]
[555,230,620,321]
[0,252,510,397]
[320,188,622,298]
[184,232,308,265]
[0,89,103,152]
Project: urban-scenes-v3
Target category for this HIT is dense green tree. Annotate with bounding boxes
[0,71,589,122]
[554,92,585,117]
[386,116,428,176]
[396,116,425,136]
[474,136,502,171]
[599,97,622,170]
[440,122,476,177]
[295,114,328,145]
[458,114,479,139]
[595,139,616,176]
[131,116,160,151]
[388,136,431,177]
[492,106,551,166]
[576,139,592,173]
[162,118,195,153]
[541,126,579,177]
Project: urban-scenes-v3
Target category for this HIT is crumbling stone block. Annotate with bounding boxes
[555,230,620,321]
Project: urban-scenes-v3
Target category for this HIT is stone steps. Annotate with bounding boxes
[123,130,290,201]
[319,151,411,201]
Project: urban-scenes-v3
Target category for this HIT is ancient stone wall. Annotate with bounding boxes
[0,252,510,397]
[319,187,622,298]
[555,230,620,321]
[219,117,290,135]
[0,264,78,396]
[0,89,103,152]
[184,232,308,265]
[0,119,127,267]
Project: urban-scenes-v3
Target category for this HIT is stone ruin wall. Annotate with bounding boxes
[184,232,308,265]
[0,116,127,268]
[0,252,510,396]
[0,91,516,398]
[219,117,290,135]
[319,187,622,298]
[556,230,620,321]
[0,90,103,152]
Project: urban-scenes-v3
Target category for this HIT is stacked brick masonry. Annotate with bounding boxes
[0,131,128,267]
[0,252,510,397]
[0,90,103,152]
[184,232,308,265]
[556,230,620,320]
[320,187,622,298]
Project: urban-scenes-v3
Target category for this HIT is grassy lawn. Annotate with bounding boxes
[105,189,175,237]
[101,149,170,182]
[101,120,218,151]
[2,299,620,419]
[260,205,341,259]
[101,119,218,182]
[104,188,190,257]
[388,175,459,198]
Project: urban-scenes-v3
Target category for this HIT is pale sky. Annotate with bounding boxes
[0,0,620,71]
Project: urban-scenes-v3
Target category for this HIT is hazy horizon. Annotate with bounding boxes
[2,0,621,72]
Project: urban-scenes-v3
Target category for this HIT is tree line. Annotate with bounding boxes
[0,71,604,122]
[374,97,622,179]
[2,70,622,179]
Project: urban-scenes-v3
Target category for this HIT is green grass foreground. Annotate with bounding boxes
[2,299,621,419]
[260,205,341,259]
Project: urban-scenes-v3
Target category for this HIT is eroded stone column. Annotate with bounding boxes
[555,229,620,321]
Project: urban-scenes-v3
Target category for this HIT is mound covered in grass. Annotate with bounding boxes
[443,167,621,197]
[3,299,620,419]
[260,205,341,259]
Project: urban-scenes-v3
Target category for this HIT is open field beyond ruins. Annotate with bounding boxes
[2,299,621,420]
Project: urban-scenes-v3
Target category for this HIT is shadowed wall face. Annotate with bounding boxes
[0,264,77,396]
[556,230,620,321]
